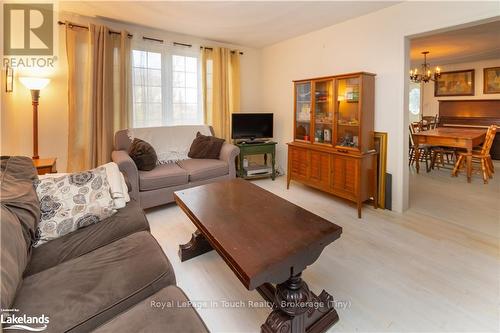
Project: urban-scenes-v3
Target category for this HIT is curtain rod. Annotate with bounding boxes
[58,21,192,48]
[58,21,133,38]
[58,21,243,55]
[201,46,244,55]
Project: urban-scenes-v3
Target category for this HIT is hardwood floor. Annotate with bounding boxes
[146,165,499,332]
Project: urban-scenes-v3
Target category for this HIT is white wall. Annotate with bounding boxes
[2,2,498,212]
[422,58,500,116]
[0,12,261,172]
[1,35,67,170]
[259,2,499,212]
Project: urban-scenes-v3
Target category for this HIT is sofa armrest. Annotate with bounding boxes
[121,172,132,193]
[112,150,139,201]
[219,143,240,178]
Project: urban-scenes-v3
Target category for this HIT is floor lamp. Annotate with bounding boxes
[19,77,50,160]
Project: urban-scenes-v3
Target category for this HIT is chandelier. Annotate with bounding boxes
[410,51,441,83]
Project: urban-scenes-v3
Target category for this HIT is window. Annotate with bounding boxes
[409,82,421,122]
[131,47,202,128]
[172,55,201,125]
[132,50,162,128]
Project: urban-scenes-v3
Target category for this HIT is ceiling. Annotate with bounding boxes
[59,1,398,48]
[410,20,500,66]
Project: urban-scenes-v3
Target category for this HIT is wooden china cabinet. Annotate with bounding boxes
[287,72,377,218]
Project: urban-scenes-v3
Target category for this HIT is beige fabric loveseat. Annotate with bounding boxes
[112,126,240,209]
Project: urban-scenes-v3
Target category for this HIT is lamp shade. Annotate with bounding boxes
[19,77,50,90]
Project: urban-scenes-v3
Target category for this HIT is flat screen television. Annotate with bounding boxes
[231,113,273,140]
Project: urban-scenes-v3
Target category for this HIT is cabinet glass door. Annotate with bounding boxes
[295,82,312,141]
[313,80,334,145]
[336,77,360,149]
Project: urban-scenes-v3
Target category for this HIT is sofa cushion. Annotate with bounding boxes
[139,163,188,191]
[128,138,158,171]
[188,131,225,159]
[0,156,40,308]
[1,206,29,309]
[33,167,117,247]
[177,159,229,182]
[93,286,209,333]
[24,199,149,277]
[0,156,40,249]
[12,231,176,333]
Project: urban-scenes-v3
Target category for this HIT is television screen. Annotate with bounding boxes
[231,113,273,140]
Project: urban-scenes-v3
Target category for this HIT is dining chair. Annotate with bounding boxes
[410,122,422,133]
[452,125,497,183]
[430,147,457,170]
[430,114,438,129]
[422,115,438,130]
[409,124,432,170]
[430,114,456,170]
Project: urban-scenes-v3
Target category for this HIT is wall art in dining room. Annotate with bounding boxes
[434,69,475,97]
[483,67,500,94]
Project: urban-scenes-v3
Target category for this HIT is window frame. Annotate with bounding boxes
[169,51,203,125]
[131,41,202,128]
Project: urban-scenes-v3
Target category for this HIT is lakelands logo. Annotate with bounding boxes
[1,309,49,331]
[2,2,57,68]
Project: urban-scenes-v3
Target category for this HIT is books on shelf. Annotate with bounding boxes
[338,119,359,126]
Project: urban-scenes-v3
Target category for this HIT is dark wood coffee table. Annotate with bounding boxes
[174,179,342,333]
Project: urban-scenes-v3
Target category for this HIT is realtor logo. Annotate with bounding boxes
[3,3,53,55]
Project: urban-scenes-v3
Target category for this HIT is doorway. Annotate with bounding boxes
[405,19,500,235]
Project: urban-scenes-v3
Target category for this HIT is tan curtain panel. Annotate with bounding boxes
[201,47,240,141]
[66,23,131,172]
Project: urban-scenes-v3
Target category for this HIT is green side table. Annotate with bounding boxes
[235,141,277,180]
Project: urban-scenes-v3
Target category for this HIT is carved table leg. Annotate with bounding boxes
[261,273,339,333]
[257,283,276,304]
[178,229,213,262]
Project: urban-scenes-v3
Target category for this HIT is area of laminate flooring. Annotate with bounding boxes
[146,164,500,333]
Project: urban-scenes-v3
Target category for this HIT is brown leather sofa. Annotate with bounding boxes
[112,127,240,209]
[0,156,208,333]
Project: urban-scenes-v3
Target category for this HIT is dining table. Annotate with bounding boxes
[412,127,487,182]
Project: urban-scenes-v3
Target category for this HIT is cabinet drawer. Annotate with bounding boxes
[289,147,308,179]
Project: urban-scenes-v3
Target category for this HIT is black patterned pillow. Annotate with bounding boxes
[33,167,116,247]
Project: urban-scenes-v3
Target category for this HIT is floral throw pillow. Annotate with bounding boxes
[33,167,116,247]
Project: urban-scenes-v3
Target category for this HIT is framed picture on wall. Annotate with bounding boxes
[374,132,387,209]
[483,67,500,94]
[434,69,475,97]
